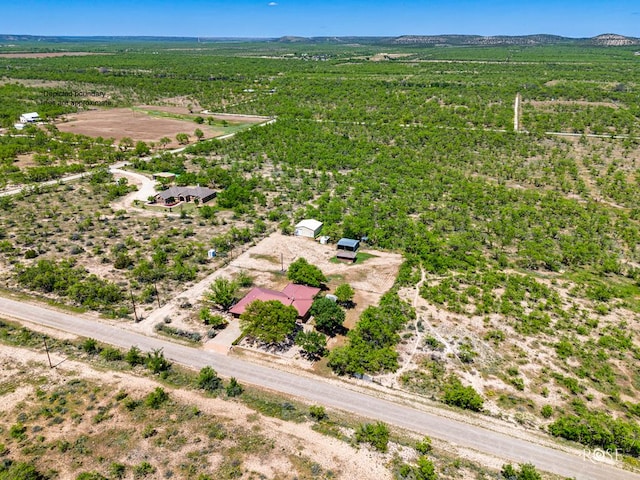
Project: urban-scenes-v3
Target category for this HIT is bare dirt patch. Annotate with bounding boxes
[228,233,402,307]
[0,52,110,58]
[55,107,224,145]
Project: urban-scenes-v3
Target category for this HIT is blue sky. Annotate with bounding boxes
[1,0,638,38]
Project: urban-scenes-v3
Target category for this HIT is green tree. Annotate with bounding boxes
[310,297,345,335]
[206,277,239,311]
[501,463,541,480]
[354,422,389,452]
[134,141,150,156]
[240,300,298,345]
[176,133,189,145]
[412,457,438,480]
[80,337,100,355]
[442,377,484,412]
[0,461,47,480]
[295,330,327,359]
[194,128,204,141]
[287,257,327,288]
[159,136,171,149]
[145,348,171,374]
[197,366,222,392]
[309,405,327,421]
[334,283,355,306]
[144,387,169,409]
[125,345,145,366]
[226,377,244,397]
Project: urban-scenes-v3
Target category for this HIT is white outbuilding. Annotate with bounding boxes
[20,112,41,123]
[294,219,323,239]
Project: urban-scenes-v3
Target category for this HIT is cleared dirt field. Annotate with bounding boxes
[55,108,224,145]
[0,52,110,58]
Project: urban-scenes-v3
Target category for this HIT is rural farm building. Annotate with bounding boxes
[229,283,321,320]
[336,238,360,262]
[152,172,177,182]
[20,112,41,123]
[294,219,323,238]
[154,186,216,206]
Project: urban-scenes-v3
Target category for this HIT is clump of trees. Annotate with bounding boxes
[549,402,640,456]
[310,297,345,335]
[287,258,326,288]
[442,377,484,412]
[334,283,355,306]
[501,463,541,480]
[240,300,298,346]
[16,259,123,313]
[206,277,239,311]
[354,421,390,452]
[328,292,414,375]
[295,330,327,359]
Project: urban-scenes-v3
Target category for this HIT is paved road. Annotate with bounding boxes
[0,297,635,480]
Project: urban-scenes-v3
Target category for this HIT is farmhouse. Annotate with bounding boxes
[154,186,216,206]
[20,112,40,123]
[294,219,323,238]
[230,283,321,320]
[336,238,360,262]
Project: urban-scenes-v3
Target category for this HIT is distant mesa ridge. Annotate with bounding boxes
[0,33,639,46]
[276,33,640,46]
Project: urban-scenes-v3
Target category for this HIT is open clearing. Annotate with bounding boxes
[0,52,110,58]
[226,233,403,328]
[55,107,225,145]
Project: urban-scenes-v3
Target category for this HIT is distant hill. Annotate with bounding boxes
[1,33,639,47]
[277,34,640,47]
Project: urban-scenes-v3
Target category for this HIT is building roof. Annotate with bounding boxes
[155,186,216,201]
[21,112,40,119]
[295,219,323,231]
[337,238,360,250]
[230,283,321,318]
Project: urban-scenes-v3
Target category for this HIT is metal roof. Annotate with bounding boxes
[229,283,320,318]
[295,219,323,231]
[337,238,360,249]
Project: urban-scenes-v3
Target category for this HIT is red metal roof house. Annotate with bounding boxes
[229,283,321,320]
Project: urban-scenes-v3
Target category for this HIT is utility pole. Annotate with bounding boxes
[130,289,139,322]
[43,337,53,368]
[153,281,161,308]
[281,253,284,273]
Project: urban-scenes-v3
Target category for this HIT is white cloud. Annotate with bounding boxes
[268,2,278,6]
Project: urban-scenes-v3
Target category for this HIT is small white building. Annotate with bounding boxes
[20,112,40,123]
[14,123,25,130]
[294,219,323,239]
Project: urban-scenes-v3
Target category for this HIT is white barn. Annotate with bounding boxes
[20,112,40,123]
[294,219,323,238]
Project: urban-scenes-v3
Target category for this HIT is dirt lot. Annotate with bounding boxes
[55,108,224,145]
[226,233,403,328]
[0,52,109,58]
